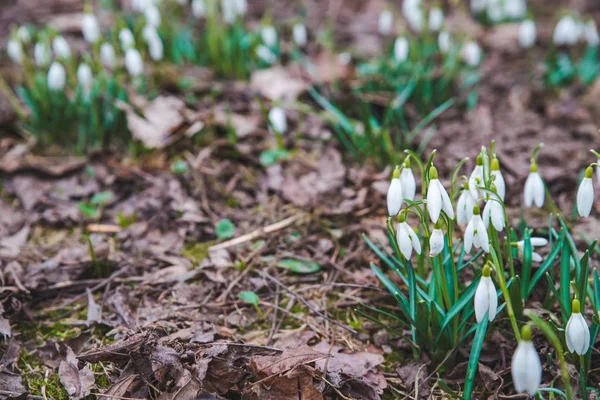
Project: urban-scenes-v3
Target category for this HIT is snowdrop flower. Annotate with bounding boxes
[148,35,164,61]
[490,157,505,201]
[176,0,188,4]
[338,52,351,65]
[125,48,144,76]
[268,106,287,135]
[192,0,206,18]
[519,19,536,49]
[145,5,161,27]
[427,166,454,223]
[512,325,542,395]
[457,182,477,225]
[565,299,591,355]
[482,196,505,232]
[397,212,421,260]
[465,205,489,253]
[293,23,307,47]
[378,10,393,35]
[222,0,236,24]
[438,31,452,53]
[474,264,497,322]
[100,43,116,69]
[261,26,278,48]
[257,45,276,64]
[504,0,526,20]
[77,63,93,95]
[17,26,31,44]
[52,35,71,59]
[462,40,481,67]
[47,61,66,91]
[234,0,247,16]
[514,237,548,263]
[469,154,484,200]
[486,0,504,23]
[387,167,403,217]
[82,12,101,43]
[429,223,444,257]
[428,7,444,32]
[584,20,600,47]
[7,39,23,64]
[402,0,423,32]
[524,162,544,208]
[119,28,135,50]
[34,42,51,67]
[400,159,416,202]
[470,0,486,14]
[553,15,580,46]
[577,166,594,218]
[393,37,409,63]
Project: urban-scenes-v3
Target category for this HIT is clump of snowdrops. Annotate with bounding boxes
[365,142,600,398]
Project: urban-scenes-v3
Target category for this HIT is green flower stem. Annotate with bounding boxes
[435,254,452,311]
[580,355,588,400]
[490,247,521,341]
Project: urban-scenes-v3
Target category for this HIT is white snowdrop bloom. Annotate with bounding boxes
[142,25,158,42]
[468,155,484,200]
[393,37,409,63]
[400,160,416,202]
[565,299,591,355]
[482,198,505,232]
[257,45,276,64]
[427,166,454,223]
[457,182,477,225]
[77,63,93,95]
[222,0,236,24]
[144,5,161,27]
[402,0,423,32]
[429,227,444,257]
[47,61,66,91]
[261,26,278,48]
[584,20,600,47]
[577,167,594,218]
[512,325,542,395]
[176,0,188,4]
[524,164,545,208]
[34,42,51,67]
[268,106,287,135]
[387,167,403,217]
[462,40,481,67]
[504,0,526,20]
[82,13,101,43]
[378,10,393,35]
[7,39,23,65]
[471,0,486,14]
[131,0,149,13]
[519,19,536,49]
[490,158,506,201]
[192,0,206,18]
[553,15,580,46]
[438,31,452,53]
[100,43,116,69]
[486,0,504,23]
[396,213,421,260]
[125,48,144,76]
[474,265,497,322]
[148,35,164,61]
[464,205,489,253]
[293,23,307,47]
[234,0,247,16]
[17,26,31,44]
[119,28,135,50]
[338,52,352,65]
[515,237,548,263]
[52,35,71,59]
[428,7,444,32]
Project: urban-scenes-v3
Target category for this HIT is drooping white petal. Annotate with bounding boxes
[577,177,594,218]
[77,63,93,95]
[268,107,287,134]
[504,0,526,20]
[491,169,506,200]
[125,48,144,76]
[477,217,490,252]
[429,228,444,256]
[427,179,443,223]
[474,276,497,322]
[7,40,23,64]
[566,313,590,355]
[378,10,393,35]
[530,237,548,247]
[486,278,498,321]
[34,42,51,67]
[532,252,543,263]
[469,165,483,200]
[409,227,422,255]
[17,26,31,44]
[52,35,71,59]
[439,181,454,219]
[387,178,403,216]
[402,0,423,32]
[393,37,409,63]
[119,28,135,50]
[400,168,416,202]
[457,190,474,225]
[100,43,116,69]
[144,5,161,27]
[484,201,505,232]
[397,222,413,259]
[428,7,444,32]
[462,40,481,67]
[585,20,600,47]
[82,13,100,43]
[293,23,307,47]
[47,61,66,91]
[438,31,452,53]
[519,19,536,49]
[261,25,278,48]
[192,0,206,18]
[464,217,476,252]
[512,341,542,394]
[524,171,545,208]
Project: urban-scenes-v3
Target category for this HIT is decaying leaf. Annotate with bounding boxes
[58,346,95,399]
[250,66,308,102]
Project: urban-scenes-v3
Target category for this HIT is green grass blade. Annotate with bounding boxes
[463,313,488,400]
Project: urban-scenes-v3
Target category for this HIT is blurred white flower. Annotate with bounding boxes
[524,165,544,208]
[474,265,497,322]
[553,15,580,46]
[504,0,527,20]
[393,36,409,63]
[7,39,23,64]
[462,40,481,67]
[429,228,444,257]
[402,0,423,32]
[469,155,484,200]
[192,0,206,18]
[400,162,416,202]
[77,63,93,95]
[565,299,591,355]
[261,25,278,48]
[387,168,403,216]
[457,183,477,225]
[584,20,600,47]
[428,7,444,32]
[125,48,144,76]
[146,31,164,61]
[144,5,161,27]
[519,19,536,48]
[471,0,486,14]
[119,28,135,50]
[491,157,506,200]
[438,31,452,53]
[338,52,351,65]
[47,61,66,91]
[268,106,287,134]
[82,13,101,43]
[486,0,504,23]
[176,0,188,4]
[222,0,236,24]
[17,26,31,44]
[34,42,51,67]
[515,237,547,263]
[131,0,150,13]
[577,167,594,218]
[234,0,247,16]
[100,43,116,69]
[52,35,71,59]
[512,326,542,395]
[378,10,393,35]
[256,45,276,64]
[293,23,307,47]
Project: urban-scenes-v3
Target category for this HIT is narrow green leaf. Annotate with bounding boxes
[277,259,321,274]
[463,313,488,400]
